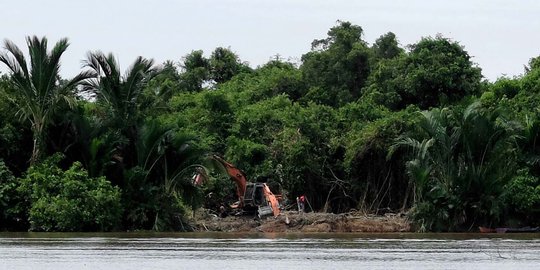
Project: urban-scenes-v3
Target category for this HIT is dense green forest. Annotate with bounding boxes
[1,21,539,232]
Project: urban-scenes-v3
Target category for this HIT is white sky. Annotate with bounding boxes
[1,0,539,81]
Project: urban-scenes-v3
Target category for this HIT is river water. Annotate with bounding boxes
[1,232,539,270]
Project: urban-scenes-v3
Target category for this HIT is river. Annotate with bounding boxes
[1,232,539,270]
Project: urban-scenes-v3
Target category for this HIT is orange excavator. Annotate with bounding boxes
[195,155,281,217]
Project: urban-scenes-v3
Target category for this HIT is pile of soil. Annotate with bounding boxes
[191,210,411,233]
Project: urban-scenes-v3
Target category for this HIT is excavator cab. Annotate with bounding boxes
[243,183,265,208]
[242,182,280,217]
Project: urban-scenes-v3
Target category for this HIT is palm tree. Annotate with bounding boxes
[82,52,155,170]
[0,36,93,164]
[133,120,208,230]
[391,102,519,231]
[83,51,155,129]
[389,108,458,204]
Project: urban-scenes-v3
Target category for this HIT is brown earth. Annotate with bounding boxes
[191,210,412,233]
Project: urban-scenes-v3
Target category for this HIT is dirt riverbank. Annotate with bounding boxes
[191,210,411,233]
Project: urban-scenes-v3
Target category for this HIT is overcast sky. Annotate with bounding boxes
[1,0,539,81]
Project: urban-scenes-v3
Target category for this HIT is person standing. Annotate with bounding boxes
[297,195,306,212]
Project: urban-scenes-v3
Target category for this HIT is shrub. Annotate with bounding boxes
[0,160,24,229]
[506,169,540,214]
[19,154,122,231]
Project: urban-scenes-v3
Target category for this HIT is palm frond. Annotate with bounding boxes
[83,52,154,125]
[124,57,155,107]
[1,39,29,77]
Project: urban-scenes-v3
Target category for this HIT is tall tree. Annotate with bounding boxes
[209,47,250,84]
[372,32,403,60]
[83,51,155,130]
[364,36,482,110]
[0,36,92,164]
[301,21,372,106]
[82,52,155,171]
[179,50,210,92]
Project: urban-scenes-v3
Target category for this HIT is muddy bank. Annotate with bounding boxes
[191,210,411,233]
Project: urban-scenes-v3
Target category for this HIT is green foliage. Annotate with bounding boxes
[406,37,482,107]
[253,62,305,101]
[0,77,32,174]
[143,61,181,107]
[18,154,122,231]
[361,57,406,109]
[230,95,293,142]
[525,56,540,73]
[0,160,16,208]
[365,36,482,110]
[0,36,92,164]
[223,93,344,209]
[223,96,293,178]
[301,21,371,106]
[505,169,540,214]
[179,50,210,92]
[372,32,404,60]
[118,119,207,231]
[520,56,540,95]
[488,77,521,99]
[209,47,251,84]
[0,160,22,229]
[226,137,268,168]
[343,107,419,212]
[393,102,520,231]
[167,90,232,153]
[217,61,304,104]
[122,165,194,231]
[83,52,155,129]
[3,24,540,233]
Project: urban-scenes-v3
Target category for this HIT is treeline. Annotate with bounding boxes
[1,21,539,232]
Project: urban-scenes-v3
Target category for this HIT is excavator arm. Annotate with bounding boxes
[212,155,248,207]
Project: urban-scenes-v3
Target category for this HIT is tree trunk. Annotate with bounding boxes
[30,122,44,165]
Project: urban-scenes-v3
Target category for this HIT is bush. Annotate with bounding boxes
[505,169,540,223]
[0,160,16,209]
[19,154,122,231]
[0,160,24,229]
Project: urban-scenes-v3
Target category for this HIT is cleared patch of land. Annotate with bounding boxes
[192,210,411,233]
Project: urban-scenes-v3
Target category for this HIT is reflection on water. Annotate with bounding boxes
[1,232,539,270]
